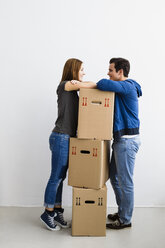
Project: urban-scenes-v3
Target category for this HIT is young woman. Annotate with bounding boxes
[40,58,96,231]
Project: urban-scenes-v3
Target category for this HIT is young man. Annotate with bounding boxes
[97,58,142,229]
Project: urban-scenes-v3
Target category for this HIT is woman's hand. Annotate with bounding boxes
[71,80,80,85]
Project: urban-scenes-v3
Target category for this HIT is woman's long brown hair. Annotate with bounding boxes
[60,58,82,82]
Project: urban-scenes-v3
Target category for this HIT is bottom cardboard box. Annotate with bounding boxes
[72,185,107,236]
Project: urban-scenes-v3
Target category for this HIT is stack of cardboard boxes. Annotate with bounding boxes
[68,89,115,236]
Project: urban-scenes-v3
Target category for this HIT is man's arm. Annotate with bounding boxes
[97,79,131,95]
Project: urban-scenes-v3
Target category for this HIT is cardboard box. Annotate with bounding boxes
[68,138,110,189]
[72,185,107,236]
[77,89,115,140]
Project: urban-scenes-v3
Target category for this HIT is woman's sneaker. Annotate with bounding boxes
[54,208,71,228]
[40,211,61,231]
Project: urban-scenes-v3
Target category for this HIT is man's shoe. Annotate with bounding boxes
[106,219,132,229]
[54,208,70,229]
[107,212,119,221]
[40,211,61,231]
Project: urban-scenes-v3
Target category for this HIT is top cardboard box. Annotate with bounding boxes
[77,89,115,140]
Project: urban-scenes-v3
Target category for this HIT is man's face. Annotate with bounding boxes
[107,63,121,81]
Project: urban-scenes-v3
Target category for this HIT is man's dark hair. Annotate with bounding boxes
[110,58,130,77]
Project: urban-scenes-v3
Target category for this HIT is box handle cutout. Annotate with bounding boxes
[85,200,95,204]
[91,101,102,105]
[80,150,90,154]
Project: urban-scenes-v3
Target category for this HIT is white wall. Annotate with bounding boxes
[0,0,165,207]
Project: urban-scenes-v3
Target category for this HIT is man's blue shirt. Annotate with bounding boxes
[97,79,142,140]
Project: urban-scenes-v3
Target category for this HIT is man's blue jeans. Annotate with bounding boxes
[44,132,70,208]
[110,135,141,224]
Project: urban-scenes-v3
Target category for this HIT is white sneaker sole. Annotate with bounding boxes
[40,217,61,231]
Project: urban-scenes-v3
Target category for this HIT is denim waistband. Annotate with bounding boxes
[51,131,70,139]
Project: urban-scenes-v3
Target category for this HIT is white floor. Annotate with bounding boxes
[0,207,165,248]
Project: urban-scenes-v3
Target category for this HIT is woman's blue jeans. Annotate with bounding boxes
[44,132,70,208]
[110,135,141,224]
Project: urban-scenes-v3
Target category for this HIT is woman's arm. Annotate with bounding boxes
[65,81,96,91]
